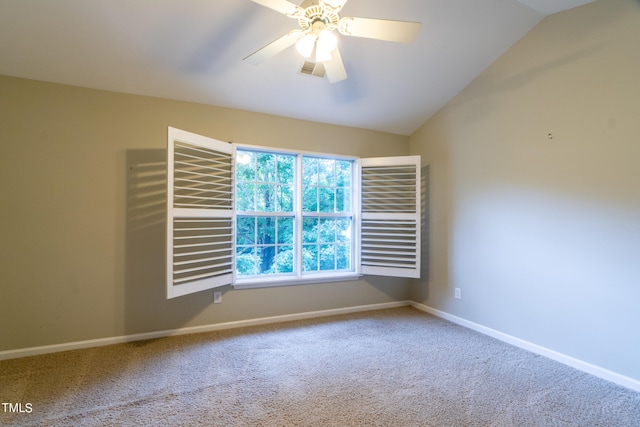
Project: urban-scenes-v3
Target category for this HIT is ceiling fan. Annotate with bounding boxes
[244,0,421,83]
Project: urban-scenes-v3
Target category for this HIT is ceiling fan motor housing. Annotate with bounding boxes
[299,5,340,34]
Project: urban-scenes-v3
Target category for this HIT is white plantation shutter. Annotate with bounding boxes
[359,156,421,278]
[167,127,234,299]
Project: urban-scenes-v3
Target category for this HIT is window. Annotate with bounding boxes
[167,127,420,299]
[234,150,355,280]
[234,150,296,277]
[301,157,353,274]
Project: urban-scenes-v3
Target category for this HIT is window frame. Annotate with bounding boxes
[234,148,298,279]
[232,144,361,289]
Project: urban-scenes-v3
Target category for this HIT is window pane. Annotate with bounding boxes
[336,218,352,242]
[319,218,336,243]
[236,217,255,245]
[236,151,255,181]
[336,160,351,187]
[278,217,294,244]
[319,244,335,270]
[302,244,319,272]
[319,187,335,213]
[303,218,318,243]
[236,183,255,211]
[277,245,294,273]
[256,184,276,212]
[277,184,294,212]
[303,157,318,185]
[336,244,351,270]
[303,186,318,212]
[257,217,276,245]
[257,153,276,182]
[236,246,257,276]
[277,154,294,184]
[256,246,276,274]
[335,188,350,212]
[318,159,335,186]
[237,215,297,277]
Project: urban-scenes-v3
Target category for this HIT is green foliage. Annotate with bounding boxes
[235,149,353,277]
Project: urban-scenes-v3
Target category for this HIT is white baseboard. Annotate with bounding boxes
[410,301,640,393]
[3,299,638,393]
[0,301,409,361]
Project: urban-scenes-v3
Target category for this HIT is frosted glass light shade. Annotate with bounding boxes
[296,34,316,58]
[317,30,337,53]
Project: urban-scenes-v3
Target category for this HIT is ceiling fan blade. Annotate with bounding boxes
[338,17,421,43]
[249,0,303,17]
[319,0,349,13]
[324,47,347,83]
[244,30,302,65]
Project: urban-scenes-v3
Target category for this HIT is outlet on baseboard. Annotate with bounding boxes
[454,288,461,299]
[213,291,222,304]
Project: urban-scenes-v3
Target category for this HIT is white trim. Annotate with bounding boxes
[410,301,640,393]
[235,142,359,162]
[0,301,409,361]
[294,153,303,276]
[359,155,420,167]
[352,158,362,276]
[233,272,362,289]
[4,299,638,393]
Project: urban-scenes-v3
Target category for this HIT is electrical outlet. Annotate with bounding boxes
[213,291,222,304]
[454,288,461,299]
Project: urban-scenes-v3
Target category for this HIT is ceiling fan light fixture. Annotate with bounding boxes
[317,29,337,53]
[315,29,337,62]
[295,33,316,58]
[246,0,422,83]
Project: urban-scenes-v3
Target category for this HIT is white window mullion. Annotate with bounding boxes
[294,154,303,276]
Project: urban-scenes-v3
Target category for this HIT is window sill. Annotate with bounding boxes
[233,273,363,290]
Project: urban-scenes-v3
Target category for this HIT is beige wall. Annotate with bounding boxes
[410,0,640,381]
[0,76,410,351]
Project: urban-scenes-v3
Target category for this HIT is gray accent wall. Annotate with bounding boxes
[410,0,640,381]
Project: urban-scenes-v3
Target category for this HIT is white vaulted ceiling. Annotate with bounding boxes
[0,0,596,135]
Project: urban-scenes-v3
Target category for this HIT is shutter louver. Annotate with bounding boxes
[167,128,234,299]
[359,156,421,278]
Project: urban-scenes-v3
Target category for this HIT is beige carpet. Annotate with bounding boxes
[1,307,639,426]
